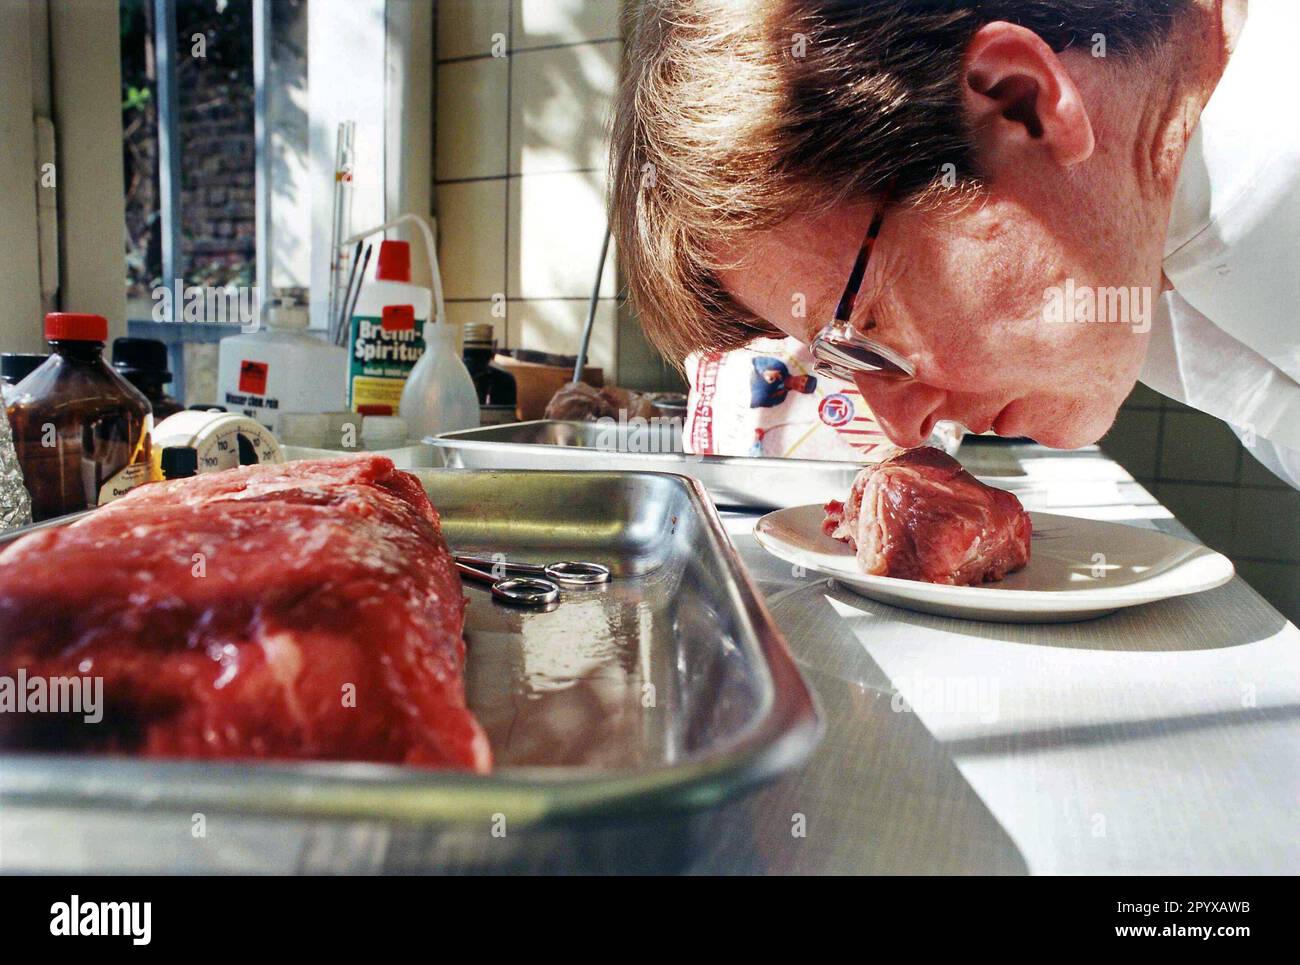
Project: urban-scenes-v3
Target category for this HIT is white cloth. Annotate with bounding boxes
[1141,0,1300,487]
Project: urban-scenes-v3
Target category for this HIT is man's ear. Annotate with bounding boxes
[962,21,1095,169]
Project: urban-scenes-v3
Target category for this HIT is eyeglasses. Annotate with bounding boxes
[809,201,915,383]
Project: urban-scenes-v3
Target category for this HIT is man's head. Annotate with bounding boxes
[611,0,1208,447]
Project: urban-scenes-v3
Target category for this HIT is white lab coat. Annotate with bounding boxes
[1141,0,1300,487]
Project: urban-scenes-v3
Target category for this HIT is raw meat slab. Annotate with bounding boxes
[0,456,489,772]
[824,447,1031,585]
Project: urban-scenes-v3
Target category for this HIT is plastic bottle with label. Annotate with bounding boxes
[5,313,153,521]
[347,240,431,414]
[216,302,347,436]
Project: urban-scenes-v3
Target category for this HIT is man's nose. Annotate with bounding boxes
[852,375,946,447]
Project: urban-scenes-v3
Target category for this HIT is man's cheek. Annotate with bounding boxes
[945,327,1048,394]
[922,354,1009,396]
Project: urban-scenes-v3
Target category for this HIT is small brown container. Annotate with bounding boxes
[6,313,153,521]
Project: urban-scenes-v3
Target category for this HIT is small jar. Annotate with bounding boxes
[279,412,330,449]
[361,415,408,451]
[324,411,363,450]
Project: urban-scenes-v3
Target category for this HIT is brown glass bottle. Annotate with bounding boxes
[112,337,184,420]
[6,313,153,521]
[462,322,517,425]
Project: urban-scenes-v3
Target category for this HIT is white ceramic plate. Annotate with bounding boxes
[753,505,1235,623]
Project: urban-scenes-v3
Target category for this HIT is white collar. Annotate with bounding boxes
[1150,0,1300,423]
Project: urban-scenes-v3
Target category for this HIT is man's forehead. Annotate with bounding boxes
[715,203,874,327]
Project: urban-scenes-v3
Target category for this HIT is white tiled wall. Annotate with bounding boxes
[507,40,620,174]
[436,179,507,300]
[507,170,615,299]
[1101,383,1299,623]
[513,298,617,375]
[435,58,510,181]
[436,0,511,60]
[510,0,621,49]
[434,0,627,379]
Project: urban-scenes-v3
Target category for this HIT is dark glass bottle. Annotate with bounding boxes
[2,353,48,386]
[160,445,198,480]
[462,323,517,425]
[112,337,184,420]
[1,353,49,406]
[6,314,153,521]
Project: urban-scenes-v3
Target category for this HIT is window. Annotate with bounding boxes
[119,0,270,401]
[115,0,424,405]
[121,0,267,300]
[0,2,430,400]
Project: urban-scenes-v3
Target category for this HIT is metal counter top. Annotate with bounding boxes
[700,444,1298,874]
[3,444,1295,873]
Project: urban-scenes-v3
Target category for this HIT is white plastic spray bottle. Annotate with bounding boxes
[341,214,479,439]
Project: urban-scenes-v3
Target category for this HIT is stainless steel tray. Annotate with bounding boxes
[431,420,867,509]
[430,421,1023,509]
[0,469,820,837]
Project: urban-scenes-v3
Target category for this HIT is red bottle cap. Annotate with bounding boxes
[45,312,109,342]
[375,240,411,282]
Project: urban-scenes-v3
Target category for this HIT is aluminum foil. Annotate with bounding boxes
[0,408,32,531]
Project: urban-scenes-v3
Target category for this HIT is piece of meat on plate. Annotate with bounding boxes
[824,446,1031,585]
[0,455,490,772]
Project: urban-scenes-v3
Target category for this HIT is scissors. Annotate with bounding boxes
[453,555,611,607]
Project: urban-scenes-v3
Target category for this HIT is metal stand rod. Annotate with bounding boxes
[253,0,270,317]
[153,0,183,309]
[574,222,613,384]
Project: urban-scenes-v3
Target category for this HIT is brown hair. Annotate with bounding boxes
[610,0,1187,364]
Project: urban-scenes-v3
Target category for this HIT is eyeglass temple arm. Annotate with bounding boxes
[833,208,886,325]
